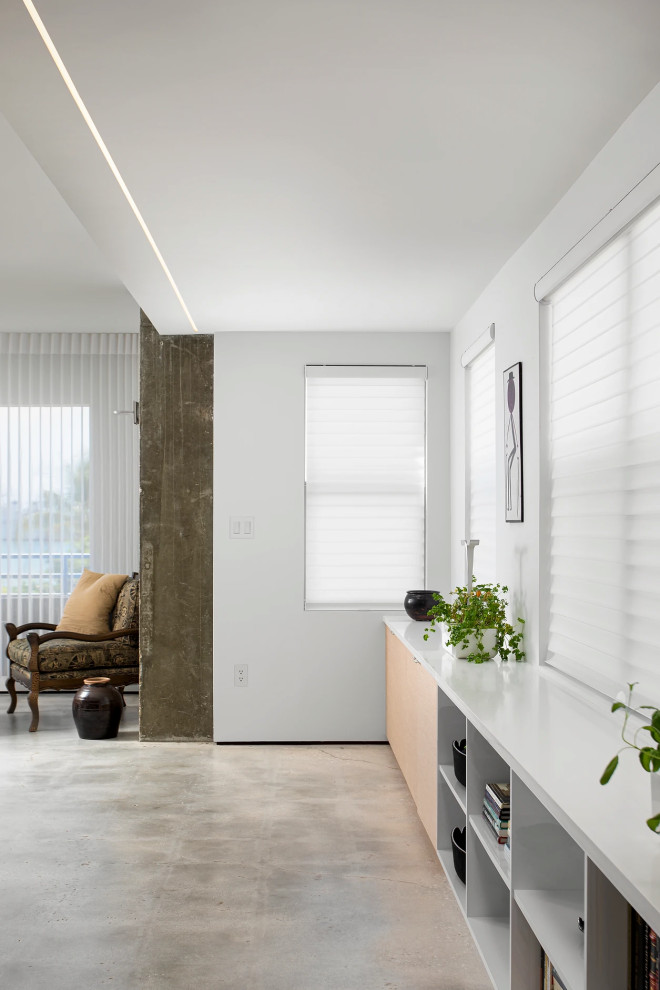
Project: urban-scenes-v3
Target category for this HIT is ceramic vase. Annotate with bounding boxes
[404,590,439,621]
[449,627,498,659]
[452,738,467,786]
[72,677,123,740]
[451,826,466,884]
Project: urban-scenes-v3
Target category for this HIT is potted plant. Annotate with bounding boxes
[423,581,525,664]
[600,682,660,833]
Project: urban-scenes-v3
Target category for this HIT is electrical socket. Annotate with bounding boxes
[234,664,248,687]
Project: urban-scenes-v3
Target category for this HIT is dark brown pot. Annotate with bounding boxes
[404,590,439,621]
[72,677,123,740]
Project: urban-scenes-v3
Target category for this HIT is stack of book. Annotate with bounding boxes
[631,908,659,989]
[541,950,568,989]
[482,781,510,844]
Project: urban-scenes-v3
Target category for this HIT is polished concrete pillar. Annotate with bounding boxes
[139,312,213,740]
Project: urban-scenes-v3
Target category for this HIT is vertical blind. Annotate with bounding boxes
[466,344,496,583]
[545,197,660,700]
[0,333,139,673]
[305,366,426,608]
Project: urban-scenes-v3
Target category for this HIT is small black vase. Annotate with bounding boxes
[72,677,123,740]
[404,590,439,621]
[452,738,467,787]
[451,826,467,884]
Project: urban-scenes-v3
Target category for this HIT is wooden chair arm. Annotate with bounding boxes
[31,627,139,646]
[5,622,57,641]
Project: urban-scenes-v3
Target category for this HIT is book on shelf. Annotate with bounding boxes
[482,808,508,843]
[540,950,568,990]
[484,792,510,822]
[485,781,510,809]
[482,794,508,825]
[630,908,660,990]
[482,800,508,834]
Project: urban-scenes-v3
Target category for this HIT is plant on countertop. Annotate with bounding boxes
[600,682,660,833]
[423,581,526,664]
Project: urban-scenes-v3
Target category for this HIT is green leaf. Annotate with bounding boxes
[647,813,660,833]
[600,755,619,785]
[611,701,625,713]
[639,748,659,772]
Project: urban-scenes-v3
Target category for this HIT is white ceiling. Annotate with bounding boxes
[0,112,137,333]
[1,0,660,334]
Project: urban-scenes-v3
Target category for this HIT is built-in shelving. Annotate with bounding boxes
[469,813,510,887]
[439,763,466,813]
[437,846,467,917]
[384,616,660,990]
[469,916,511,990]
[515,888,584,990]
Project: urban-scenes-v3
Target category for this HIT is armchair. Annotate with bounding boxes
[5,574,139,732]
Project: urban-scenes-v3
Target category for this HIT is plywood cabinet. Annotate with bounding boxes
[385,626,437,846]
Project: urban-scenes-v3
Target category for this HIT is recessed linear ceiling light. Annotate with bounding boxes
[22,0,199,333]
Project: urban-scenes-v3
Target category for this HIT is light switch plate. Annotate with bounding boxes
[229,516,255,539]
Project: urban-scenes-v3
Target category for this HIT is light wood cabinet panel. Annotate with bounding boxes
[385,626,437,848]
[385,626,409,780]
[410,656,438,844]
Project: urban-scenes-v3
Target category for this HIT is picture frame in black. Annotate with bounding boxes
[504,362,523,522]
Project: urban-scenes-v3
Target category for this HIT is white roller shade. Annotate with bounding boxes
[466,344,496,583]
[0,333,139,673]
[545,198,660,700]
[305,366,426,609]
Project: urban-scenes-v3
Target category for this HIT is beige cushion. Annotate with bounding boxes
[57,569,128,636]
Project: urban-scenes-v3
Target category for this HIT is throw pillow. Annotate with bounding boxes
[57,568,128,636]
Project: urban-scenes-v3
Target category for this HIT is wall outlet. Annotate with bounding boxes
[234,664,248,687]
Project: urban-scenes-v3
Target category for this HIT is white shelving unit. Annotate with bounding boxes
[470,813,510,887]
[384,616,660,990]
[435,686,512,989]
[439,763,466,814]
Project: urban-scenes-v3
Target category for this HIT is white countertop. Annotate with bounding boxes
[384,616,660,933]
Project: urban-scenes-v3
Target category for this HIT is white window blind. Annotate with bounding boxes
[466,343,496,583]
[545,198,660,700]
[0,333,139,674]
[305,366,426,609]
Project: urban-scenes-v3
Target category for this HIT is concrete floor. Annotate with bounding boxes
[1,694,488,990]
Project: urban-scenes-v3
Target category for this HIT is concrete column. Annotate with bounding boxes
[139,312,213,740]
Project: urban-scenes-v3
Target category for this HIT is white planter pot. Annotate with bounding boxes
[651,771,660,818]
[448,627,498,660]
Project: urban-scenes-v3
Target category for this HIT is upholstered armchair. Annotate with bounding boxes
[5,573,139,732]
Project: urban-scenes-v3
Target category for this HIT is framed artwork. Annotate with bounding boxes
[504,362,523,522]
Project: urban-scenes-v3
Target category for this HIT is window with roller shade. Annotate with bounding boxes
[543,197,660,701]
[0,333,139,676]
[466,344,496,583]
[305,366,426,609]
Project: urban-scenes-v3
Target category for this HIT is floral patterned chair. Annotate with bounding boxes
[5,573,139,732]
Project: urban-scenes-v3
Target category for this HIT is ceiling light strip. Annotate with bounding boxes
[22,0,199,333]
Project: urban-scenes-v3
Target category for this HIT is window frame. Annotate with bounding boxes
[304,364,428,611]
[540,199,660,707]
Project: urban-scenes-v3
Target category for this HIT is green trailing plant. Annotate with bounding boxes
[600,682,660,833]
[423,581,525,664]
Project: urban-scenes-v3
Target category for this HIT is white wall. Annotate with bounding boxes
[213,331,449,741]
[450,82,660,666]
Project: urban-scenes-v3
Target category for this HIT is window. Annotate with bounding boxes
[466,342,496,583]
[305,366,426,609]
[543,198,660,700]
[0,333,139,672]
[1,406,90,599]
